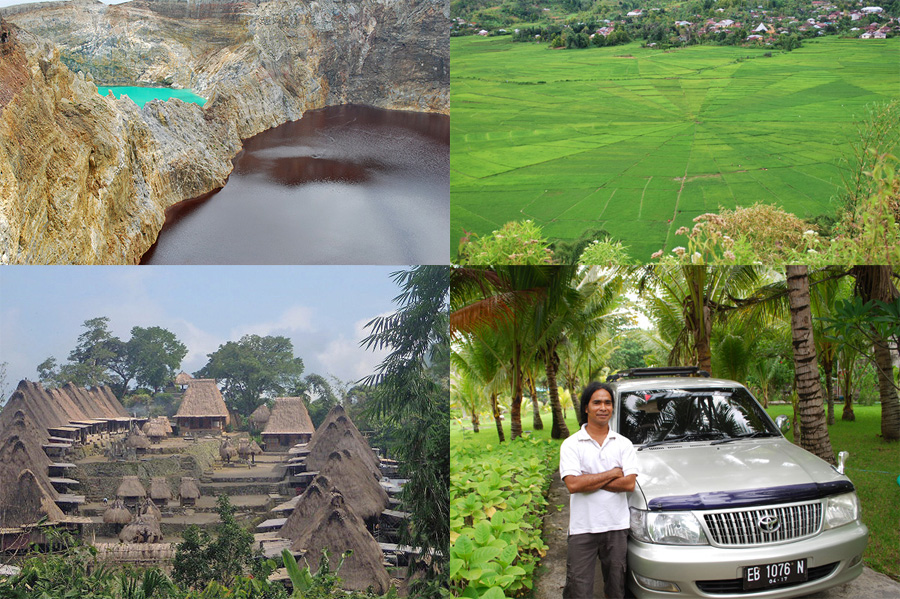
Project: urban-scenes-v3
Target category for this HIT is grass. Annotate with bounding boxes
[450,35,900,261]
[452,403,899,581]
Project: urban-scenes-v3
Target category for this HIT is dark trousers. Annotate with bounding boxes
[563,529,629,598]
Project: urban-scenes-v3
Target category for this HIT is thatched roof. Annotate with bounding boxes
[280,475,339,541]
[0,468,65,528]
[290,492,391,594]
[261,398,314,436]
[179,477,200,500]
[248,439,263,454]
[103,498,133,525]
[157,416,173,434]
[140,497,161,520]
[306,405,379,477]
[176,379,229,420]
[249,404,270,427]
[175,372,193,386]
[125,427,150,449]
[118,513,163,543]
[0,433,58,504]
[219,439,237,461]
[149,477,172,501]
[117,476,146,499]
[144,420,168,439]
[0,410,54,487]
[316,450,388,522]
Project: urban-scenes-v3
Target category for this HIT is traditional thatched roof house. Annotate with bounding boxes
[139,497,162,521]
[0,469,66,529]
[143,419,168,443]
[175,379,229,432]
[261,397,315,450]
[103,498,133,526]
[125,427,151,452]
[316,450,388,524]
[249,404,271,430]
[175,372,193,391]
[149,477,172,506]
[116,476,146,507]
[290,492,391,594]
[0,381,131,448]
[118,513,163,543]
[306,405,380,477]
[280,475,337,541]
[179,477,201,506]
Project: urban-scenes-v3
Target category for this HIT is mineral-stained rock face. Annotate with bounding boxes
[0,0,448,264]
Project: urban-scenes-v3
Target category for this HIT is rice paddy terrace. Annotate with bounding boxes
[450,35,900,261]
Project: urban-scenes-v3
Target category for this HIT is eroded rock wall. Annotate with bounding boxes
[0,0,448,264]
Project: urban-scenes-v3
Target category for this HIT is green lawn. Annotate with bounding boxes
[451,36,900,261]
[452,403,898,580]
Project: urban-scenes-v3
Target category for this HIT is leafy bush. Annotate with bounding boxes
[457,221,555,265]
[450,437,557,598]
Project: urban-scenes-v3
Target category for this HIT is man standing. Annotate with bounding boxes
[560,382,638,598]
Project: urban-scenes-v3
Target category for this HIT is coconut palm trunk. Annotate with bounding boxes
[786,265,835,464]
[545,348,570,439]
[851,265,900,442]
[490,392,505,443]
[526,372,544,430]
[510,351,524,439]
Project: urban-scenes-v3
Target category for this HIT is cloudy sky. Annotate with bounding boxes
[0,266,407,399]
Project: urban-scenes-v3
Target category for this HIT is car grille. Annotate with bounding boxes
[703,501,823,546]
[696,562,837,594]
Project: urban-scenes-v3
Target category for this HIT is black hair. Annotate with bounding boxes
[578,382,614,426]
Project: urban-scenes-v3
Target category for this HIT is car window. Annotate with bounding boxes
[618,387,779,446]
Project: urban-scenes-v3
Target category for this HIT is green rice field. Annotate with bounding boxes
[450,36,900,261]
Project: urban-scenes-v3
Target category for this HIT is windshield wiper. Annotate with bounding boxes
[710,431,780,445]
[639,432,725,450]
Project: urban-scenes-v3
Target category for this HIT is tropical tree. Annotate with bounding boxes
[451,331,509,443]
[785,265,835,463]
[128,326,188,393]
[360,266,449,595]
[196,334,305,415]
[638,266,761,374]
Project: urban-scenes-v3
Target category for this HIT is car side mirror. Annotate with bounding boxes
[835,450,849,475]
[775,415,790,433]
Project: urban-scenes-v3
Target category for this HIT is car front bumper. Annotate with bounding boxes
[627,521,868,598]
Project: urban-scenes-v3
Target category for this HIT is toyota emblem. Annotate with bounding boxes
[758,514,781,534]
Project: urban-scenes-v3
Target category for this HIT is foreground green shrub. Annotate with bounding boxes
[450,437,557,598]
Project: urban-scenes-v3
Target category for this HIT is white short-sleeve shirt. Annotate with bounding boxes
[559,424,638,535]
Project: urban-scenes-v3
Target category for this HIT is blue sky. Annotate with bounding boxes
[0,266,407,399]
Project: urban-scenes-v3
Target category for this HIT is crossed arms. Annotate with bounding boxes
[563,467,637,494]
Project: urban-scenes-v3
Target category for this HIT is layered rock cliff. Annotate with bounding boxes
[0,0,448,264]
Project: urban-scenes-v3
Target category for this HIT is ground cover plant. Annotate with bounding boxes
[450,433,560,598]
[450,35,900,261]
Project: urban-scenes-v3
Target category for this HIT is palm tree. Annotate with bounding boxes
[638,265,762,374]
[451,333,508,442]
[849,265,900,442]
[785,265,835,463]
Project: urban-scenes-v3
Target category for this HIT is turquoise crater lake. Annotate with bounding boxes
[96,86,206,107]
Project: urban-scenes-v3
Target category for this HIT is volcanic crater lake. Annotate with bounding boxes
[96,86,206,107]
[141,104,450,264]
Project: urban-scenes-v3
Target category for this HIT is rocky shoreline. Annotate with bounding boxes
[0,0,448,264]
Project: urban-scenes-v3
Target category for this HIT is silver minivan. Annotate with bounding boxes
[607,368,868,598]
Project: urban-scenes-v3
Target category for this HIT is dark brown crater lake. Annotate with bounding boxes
[140,105,449,264]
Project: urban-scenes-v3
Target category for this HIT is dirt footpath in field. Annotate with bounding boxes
[531,473,900,599]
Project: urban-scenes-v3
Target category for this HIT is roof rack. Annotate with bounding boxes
[606,367,710,382]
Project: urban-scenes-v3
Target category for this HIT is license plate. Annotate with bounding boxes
[743,558,808,590]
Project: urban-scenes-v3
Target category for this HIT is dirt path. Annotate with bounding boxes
[531,473,900,599]
[533,473,605,599]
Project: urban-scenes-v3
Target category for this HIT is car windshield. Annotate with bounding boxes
[618,387,780,447]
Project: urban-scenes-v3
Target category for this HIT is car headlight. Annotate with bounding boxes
[630,508,709,545]
[824,492,859,529]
